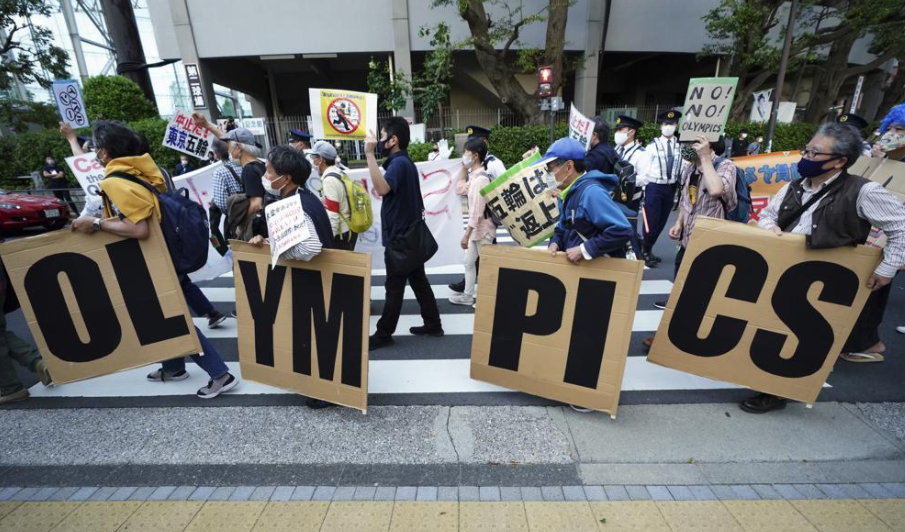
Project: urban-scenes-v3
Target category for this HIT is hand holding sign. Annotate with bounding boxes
[264,195,310,268]
[52,80,89,129]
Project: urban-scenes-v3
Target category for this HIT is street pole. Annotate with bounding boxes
[60,0,89,84]
[765,0,798,152]
[549,99,556,146]
[100,0,157,107]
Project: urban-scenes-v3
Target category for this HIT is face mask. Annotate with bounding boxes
[544,164,567,190]
[463,154,475,167]
[661,125,676,137]
[680,145,697,162]
[797,156,839,179]
[262,175,287,195]
[376,138,391,158]
[879,131,905,153]
[614,131,629,146]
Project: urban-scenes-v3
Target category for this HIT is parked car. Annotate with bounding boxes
[0,189,71,236]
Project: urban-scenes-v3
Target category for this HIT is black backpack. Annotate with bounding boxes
[606,149,641,211]
[106,172,210,275]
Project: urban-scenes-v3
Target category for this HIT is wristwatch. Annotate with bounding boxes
[92,218,102,232]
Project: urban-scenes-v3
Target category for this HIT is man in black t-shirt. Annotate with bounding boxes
[42,156,77,213]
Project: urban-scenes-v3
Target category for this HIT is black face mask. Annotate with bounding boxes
[376,138,391,158]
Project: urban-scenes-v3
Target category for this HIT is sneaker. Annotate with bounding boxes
[197,373,238,399]
[0,389,28,405]
[35,359,53,387]
[897,326,905,335]
[448,279,465,293]
[230,309,238,319]
[306,397,336,409]
[653,301,667,310]
[369,334,394,351]
[410,325,444,337]
[208,310,227,329]
[739,392,787,414]
[147,368,190,382]
[569,404,594,413]
[449,293,475,306]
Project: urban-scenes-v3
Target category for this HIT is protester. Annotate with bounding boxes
[740,122,905,413]
[0,255,52,404]
[450,138,497,307]
[310,140,357,250]
[70,120,238,399]
[747,135,764,156]
[449,126,508,294]
[584,116,617,175]
[871,104,905,162]
[210,138,244,213]
[42,155,77,213]
[225,117,237,132]
[730,130,749,158]
[428,143,441,161]
[205,151,217,166]
[640,111,683,267]
[174,155,193,176]
[366,117,443,350]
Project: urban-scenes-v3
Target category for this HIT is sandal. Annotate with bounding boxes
[840,352,885,363]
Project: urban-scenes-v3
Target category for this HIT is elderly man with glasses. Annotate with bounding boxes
[740,122,905,414]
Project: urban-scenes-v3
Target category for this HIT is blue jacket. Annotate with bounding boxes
[550,171,633,258]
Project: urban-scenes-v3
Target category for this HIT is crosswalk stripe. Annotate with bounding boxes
[29,358,777,399]
[199,280,674,303]
[193,310,664,339]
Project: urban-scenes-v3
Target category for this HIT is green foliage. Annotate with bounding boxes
[130,118,179,173]
[414,23,455,121]
[0,0,70,90]
[367,58,412,113]
[488,123,569,167]
[83,75,158,122]
[0,99,60,133]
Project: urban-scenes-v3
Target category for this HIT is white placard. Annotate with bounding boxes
[679,77,739,142]
[163,111,213,160]
[568,103,594,150]
[65,152,104,203]
[264,195,310,268]
[52,80,89,128]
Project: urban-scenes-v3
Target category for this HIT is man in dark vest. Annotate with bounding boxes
[740,122,905,414]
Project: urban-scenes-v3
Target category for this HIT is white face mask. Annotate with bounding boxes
[463,153,475,167]
[661,125,676,137]
[614,131,629,146]
[544,163,568,190]
[262,175,287,195]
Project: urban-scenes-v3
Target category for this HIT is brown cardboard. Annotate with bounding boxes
[231,241,371,413]
[481,163,560,248]
[0,221,200,384]
[648,217,881,404]
[851,157,905,249]
[470,245,643,417]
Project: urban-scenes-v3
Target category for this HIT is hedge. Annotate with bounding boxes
[407,140,458,163]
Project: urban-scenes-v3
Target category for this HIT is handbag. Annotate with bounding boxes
[386,218,438,275]
[208,203,229,256]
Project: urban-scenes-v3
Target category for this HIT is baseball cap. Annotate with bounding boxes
[536,137,586,167]
[309,140,338,161]
[219,127,261,148]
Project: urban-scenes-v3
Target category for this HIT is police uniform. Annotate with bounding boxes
[466,125,507,179]
[836,113,871,156]
[613,115,651,263]
[642,111,683,263]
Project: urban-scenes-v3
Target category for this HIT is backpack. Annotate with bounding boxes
[324,171,373,233]
[105,171,210,275]
[713,157,752,223]
[607,149,641,211]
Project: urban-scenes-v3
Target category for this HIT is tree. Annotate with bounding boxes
[367,58,412,113]
[429,0,570,125]
[0,0,69,91]
[83,75,158,122]
[878,54,905,119]
[412,23,455,122]
[0,99,58,133]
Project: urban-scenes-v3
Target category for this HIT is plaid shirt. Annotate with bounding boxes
[212,161,244,211]
[678,156,738,248]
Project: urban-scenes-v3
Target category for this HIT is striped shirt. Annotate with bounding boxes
[758,173,905,278]
[212,161,244,212]
[270,212,324,262]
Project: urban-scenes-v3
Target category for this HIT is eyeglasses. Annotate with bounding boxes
[800,148,841,159]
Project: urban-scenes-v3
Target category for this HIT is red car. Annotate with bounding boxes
[0,189,71,236]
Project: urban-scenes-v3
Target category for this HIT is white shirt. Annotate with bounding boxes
[617,142,652,187]
[645,136,682,185]
[484,153,507,180]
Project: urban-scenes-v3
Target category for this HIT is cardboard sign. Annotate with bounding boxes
[568,103,594,150]
[52,80,89,128]
[481,153,559,247]
[648,217,881,404]
[852,157,905,249]
[172,163,234,282]
[264,195,310,268]
[733,151,800,197]
[309,88,378,141]
[217,118,266,136]
[65,152,104,204]
[232,242,371,412]
[470,245,643,416]
[0,222,200,384]
[679,77,739,142]
[163,111,212,160]
[345,158,465,269]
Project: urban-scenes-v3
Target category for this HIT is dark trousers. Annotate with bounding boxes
[674,246,686,279]
[179,274,214,317]
[843,282,893,353]
[334,231,358,251]
[376,250,441,338]
[627,216,644,258]
[51,189,77,214]
[642,183,676,251]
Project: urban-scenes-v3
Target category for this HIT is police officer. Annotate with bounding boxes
[612,115,651,261]
[287,129,322,198]
[835,112,871,156]
[287,129,313,151]
[449,126,508,294]
[641,110,683,266]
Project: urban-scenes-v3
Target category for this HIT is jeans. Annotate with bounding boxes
[161,326,229,380]
[0,289,41,396]
[464,236,493,298]
[179,274,215,317]
[375,249,442,337]
[642,183,676,251]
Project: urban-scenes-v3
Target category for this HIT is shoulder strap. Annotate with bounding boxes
[106,171,161,196]
[778,177,847,232]
[225,163,243,189]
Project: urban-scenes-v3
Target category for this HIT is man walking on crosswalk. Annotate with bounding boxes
[366,118,444,351]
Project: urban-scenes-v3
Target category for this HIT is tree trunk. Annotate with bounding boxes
[542,0,569,95]
[878,56,905,118]
[804,31,859,123]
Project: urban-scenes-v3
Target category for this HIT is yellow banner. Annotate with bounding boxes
[308,88,378,141]
[733,151,800,198]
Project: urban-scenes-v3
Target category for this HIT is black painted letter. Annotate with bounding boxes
[238,260,286,367]
[564,278,617,389]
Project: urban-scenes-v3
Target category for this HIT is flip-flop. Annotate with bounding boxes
[840,352,885,363]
